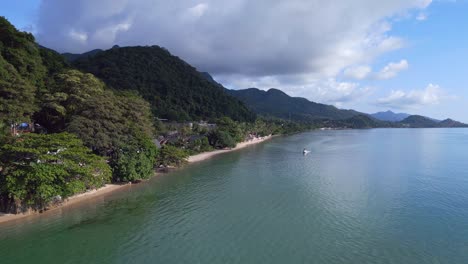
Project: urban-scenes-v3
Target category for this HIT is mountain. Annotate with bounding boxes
[71,46,255,122]
[399,115,468,128]
[324,114,389,129]
[371,110,410,122]
[438,118,468,128]
[62,49,104,62]
[399,115,438,128]
[227,88,362,122]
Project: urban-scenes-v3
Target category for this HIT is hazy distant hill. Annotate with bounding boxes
[400,115,439,128]
[371,110,410,122]
[399,115,468,128]
[227,88,362,121]
[438,118,468,128]
[71,46,255,122]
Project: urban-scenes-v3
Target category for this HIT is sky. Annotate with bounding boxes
[2,0,468,122]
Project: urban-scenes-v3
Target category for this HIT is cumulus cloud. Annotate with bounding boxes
[376,84,455,109]
[343,59,408,80]
[375,59,409,79]
[35,0,430,105]
[37,0,429,76]
[416,12,428,21]
[343,66,372,80]
[219,74,372,106]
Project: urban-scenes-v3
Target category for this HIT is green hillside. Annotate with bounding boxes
[438,118,468,128]
[399,115,468,128]
[72,46,256,122]
[0,17,157,213]
[227,88,361,121]
[399,115,439,128]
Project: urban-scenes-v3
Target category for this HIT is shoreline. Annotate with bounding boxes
[0,184,130,224]
[0,135,273,225]
[187,135,273,163]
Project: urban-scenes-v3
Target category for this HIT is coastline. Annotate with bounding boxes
[188,135,273,163]
[0,184,130,224]
[0,135,273,225]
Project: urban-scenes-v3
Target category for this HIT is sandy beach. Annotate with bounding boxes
[188,135,273,163]
[0,135,273,225]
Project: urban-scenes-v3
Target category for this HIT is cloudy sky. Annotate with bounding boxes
[4,0,468,122]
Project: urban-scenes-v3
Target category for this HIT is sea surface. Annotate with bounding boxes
[1,128,468,264]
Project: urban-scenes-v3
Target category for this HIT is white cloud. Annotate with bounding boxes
[376,59,409,79]
[220,74,372,107]
[343,59,408,80]
[343,66,372,80]
[376,84,455,109]
[416,12,427,21]
[188,3,209,18]
[68,29,88,43]
[35,0,430,107]
[37,0,430,78]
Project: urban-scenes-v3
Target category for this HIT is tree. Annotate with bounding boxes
[66,90,157,182]
[66,90,153,155]
[216,116,244,142]
[188,136,212,153]
[34,69,106,132]
[0,17,46,89]
[207,130,236,149]
[157,145,188,167]
[111,135,158,182]
[0,133,111,213]
[0,55,37,124]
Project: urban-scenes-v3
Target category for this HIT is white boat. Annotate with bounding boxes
[303,148,311,155]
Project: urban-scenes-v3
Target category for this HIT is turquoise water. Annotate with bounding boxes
[1,129,468,263]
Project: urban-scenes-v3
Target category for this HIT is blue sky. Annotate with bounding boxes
[2,0,467,122]
[363,1,468,121]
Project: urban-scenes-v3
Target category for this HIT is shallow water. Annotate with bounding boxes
[1,129,468,264]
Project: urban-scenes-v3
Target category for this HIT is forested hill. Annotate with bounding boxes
[370,110,410,122]
[62,48,103,62]
[399,115,468,128]
[227,88,362,121]
[72,46,255,122]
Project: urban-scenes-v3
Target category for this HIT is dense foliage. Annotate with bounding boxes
[35,69,106,132]
[72,46,256,122]
[0,18,160,212]
[0,17,45,124]
[0,133,111,213]
[157,145,189,167]
[111,135,158,182]
[227,88,361,122]
[0,54,37,123]
[2,16,465,215]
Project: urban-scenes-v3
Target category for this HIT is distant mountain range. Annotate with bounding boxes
[370,110,410,122]
[225,86,468,128]
[399,115,468,128]
[227,88,361,121]
[64,46,467,128]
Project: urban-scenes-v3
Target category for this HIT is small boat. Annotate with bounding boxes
[303,148,311,155]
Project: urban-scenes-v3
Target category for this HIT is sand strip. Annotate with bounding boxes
[188,135,272,163]
[0,135,273,224]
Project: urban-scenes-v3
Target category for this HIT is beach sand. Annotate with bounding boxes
[188,135,272,163]
[0,135,273,224]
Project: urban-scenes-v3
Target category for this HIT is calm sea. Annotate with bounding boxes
[1,129,468,264]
